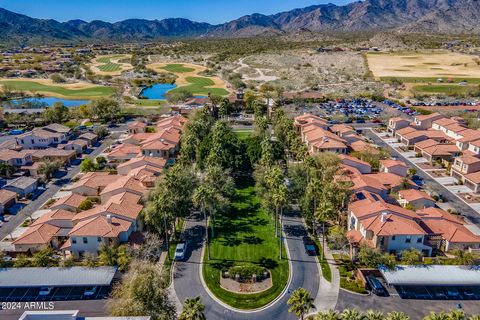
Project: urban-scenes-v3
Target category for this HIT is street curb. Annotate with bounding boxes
[198,222,293,314]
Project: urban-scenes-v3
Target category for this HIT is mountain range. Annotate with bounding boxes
[0,0,479,44]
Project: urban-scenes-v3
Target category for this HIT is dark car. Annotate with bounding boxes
[302,236,317,256]
[366,276,388,296]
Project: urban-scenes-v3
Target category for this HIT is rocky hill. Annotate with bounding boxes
[0,0,478,44]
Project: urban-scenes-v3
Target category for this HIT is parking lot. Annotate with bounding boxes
[395,285,480,300]
[0,286,111,302]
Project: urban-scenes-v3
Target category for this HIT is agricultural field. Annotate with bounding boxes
[147,62,229,96]
[90,54,133,75]
[0,78,114,99]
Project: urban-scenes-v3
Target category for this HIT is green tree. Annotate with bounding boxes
[107,262,176,320]
[365,310,385,320]
[178,296,206,320]
[423,312,450,320]
[400,248,422,265]
[358,244,396,269]
[117,245,131,272]
[193,185,216,260]
[82,253,98,267]
[453,250,476,265]
[31,247,55,267]
[80,157,97,172]
[14,254,31,267]
[94,126,109,139]
[43,102,69,124]
[315,310,340,320]
[98,242,118,266]
[91,98,121,123]
[340,309,364,320]
[287,288,315,320]
[78,199,94,211]
[385,312,410,320]
[38,160,61,180]
[0,163,15,178]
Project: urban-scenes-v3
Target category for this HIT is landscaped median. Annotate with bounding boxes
[201,184,289,310]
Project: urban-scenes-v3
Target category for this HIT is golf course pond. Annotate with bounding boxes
[139,83,177,100]
[6,97,91,108]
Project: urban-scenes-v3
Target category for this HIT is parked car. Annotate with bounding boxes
[447,288,461,299]
[39,286,54,296]
[302,236,317,256]
[175,242,188,260]
[433,289,447,299]
[366,276,388,296]
[83,286,97,297]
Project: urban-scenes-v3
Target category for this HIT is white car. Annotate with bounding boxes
[83,286,97,297]
[39,287,54,296]
[174,242,187,260]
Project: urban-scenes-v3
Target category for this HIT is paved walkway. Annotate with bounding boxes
[312,235,340,312]
[172,212,320,320]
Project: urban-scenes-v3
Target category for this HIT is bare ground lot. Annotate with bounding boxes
[367,51,480,79]
[237,51,381,95]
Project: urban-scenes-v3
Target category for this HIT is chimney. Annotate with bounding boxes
[106,214,112,224]
[381,212,388,223]
[322,137,329,142]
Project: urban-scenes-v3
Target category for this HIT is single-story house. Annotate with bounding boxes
[0,189,17,214]
[398,189,436,210]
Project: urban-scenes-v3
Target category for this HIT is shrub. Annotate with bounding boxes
[78,199,94,211]
[227,265,267,282]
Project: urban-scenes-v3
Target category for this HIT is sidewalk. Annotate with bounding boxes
[312,235,340,312]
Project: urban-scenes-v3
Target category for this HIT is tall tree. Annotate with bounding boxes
[287,288,315,320]
[178,296,206,320]
[38,160,61,180]
[107,262,176,320]
[43,102,69,124]
[193,185,216,260]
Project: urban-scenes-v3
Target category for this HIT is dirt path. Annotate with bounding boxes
[234,57,278,82]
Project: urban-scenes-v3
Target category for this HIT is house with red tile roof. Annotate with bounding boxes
[106,143,141,162]
[16,127,68,149]
[416,142,461,164]
[379,159,408,177]
[50,193,88,213]
[0,189,17,214]
[70,172,120,197]
[413,113,445,130]
[128,121,147,134]
[451,155,480,184]
[0,150,33,167]
[388,117,410,133]
[339,154,372,174]
[99,175,147,204]
[398,189,436,210]
[116,156,166,176]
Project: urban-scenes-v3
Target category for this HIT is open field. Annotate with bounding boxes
[0,78,114,99]
[202,183,288,309]
[146,62,229,96]
[367,51,480,80]
[89,54,133,76]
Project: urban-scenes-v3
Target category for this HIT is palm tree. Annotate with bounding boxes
[306,177,322,236]
[316,310,340,320]
[316,198,336,260]
[193,185,215,260]
[423,312,450,320]
[453,250,475,265]
[365,310,384,320]
[385,312,410,320]
[287,288,315,320]
[448,310,466,320]
[340,309,364,320]
[178,296,206,320]
[273,183,287,259]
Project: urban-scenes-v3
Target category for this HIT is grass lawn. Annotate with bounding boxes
[381,77,480,84]
[161,64,195,73]
[98,62,121,72]
[234,129,254,140]
[412,84,479,95]
[131,99,167,107]
[202,182,289,309]
[0,80,114,98]
[313,238,332,282]
[168,76,229,96]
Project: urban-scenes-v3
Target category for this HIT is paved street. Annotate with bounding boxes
[0,136,115,240]
[366,130,480,226]
[173,212,320,320]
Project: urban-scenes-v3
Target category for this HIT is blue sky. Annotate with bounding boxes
[0,0,353,24]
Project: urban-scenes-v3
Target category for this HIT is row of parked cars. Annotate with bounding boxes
[409,100,479,107]
[383,100,420,116]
